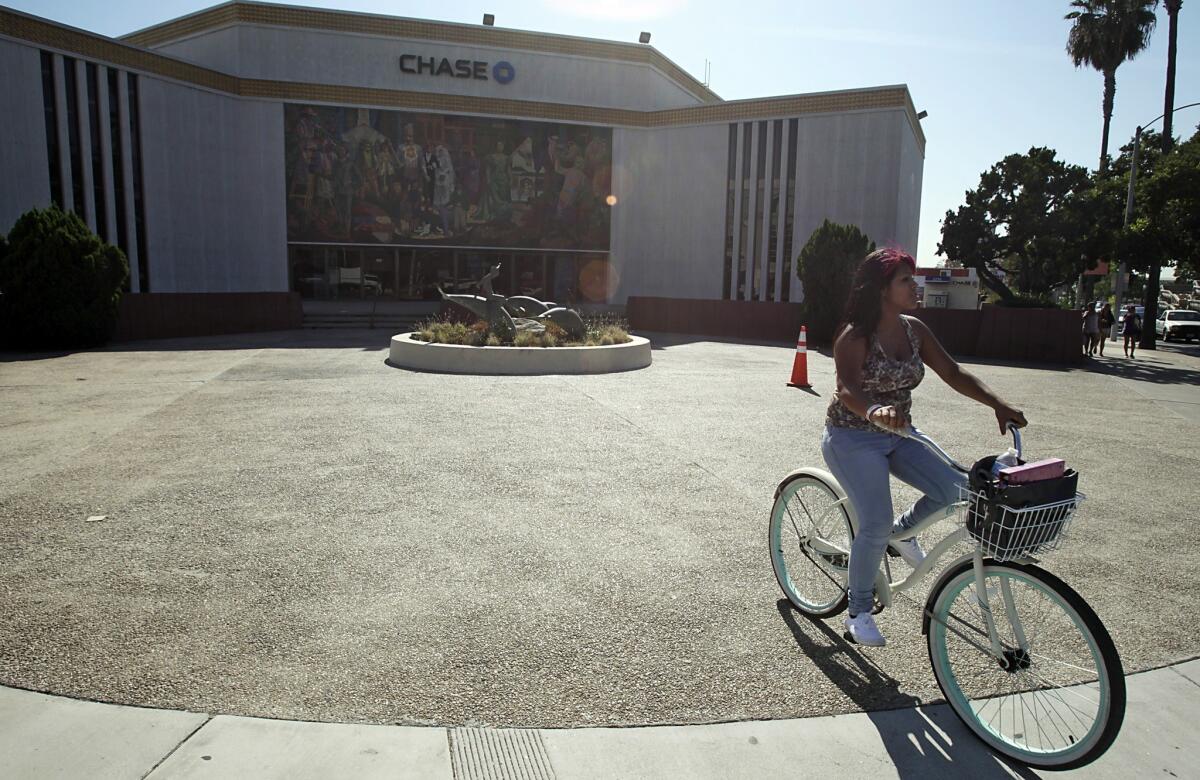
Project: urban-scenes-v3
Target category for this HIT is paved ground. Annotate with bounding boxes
[3,659,1198,778]
[0,329,1197,729]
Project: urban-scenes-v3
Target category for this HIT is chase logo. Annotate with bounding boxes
[492,61,516,85]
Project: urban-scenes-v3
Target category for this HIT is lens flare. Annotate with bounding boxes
[580,258,615,302]
[605,194,618,206]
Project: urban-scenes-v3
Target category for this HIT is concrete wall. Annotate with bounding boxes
[608,108,924,306]
[790,109,908,259]
[895,116,924,253]
[609,124,728,303]
[0,38,52,232]
[138,78,287,292]
[151,25,704,112]
[147,26,240,76]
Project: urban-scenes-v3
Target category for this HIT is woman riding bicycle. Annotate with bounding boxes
[822,248,1027,646]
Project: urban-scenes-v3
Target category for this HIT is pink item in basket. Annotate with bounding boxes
[999,458,1066,484]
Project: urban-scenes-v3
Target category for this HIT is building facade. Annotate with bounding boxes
[915,267,980,310]
[0,1,925,313]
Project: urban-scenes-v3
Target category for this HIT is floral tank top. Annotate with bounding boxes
[826,316,925,431]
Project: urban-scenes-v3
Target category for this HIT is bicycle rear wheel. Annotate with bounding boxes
[926,560,1124,769]
[768,473,853,617]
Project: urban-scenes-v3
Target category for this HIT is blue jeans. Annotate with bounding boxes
[821,425,966,616]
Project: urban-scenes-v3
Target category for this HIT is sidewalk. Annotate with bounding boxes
[3,659,1196,779]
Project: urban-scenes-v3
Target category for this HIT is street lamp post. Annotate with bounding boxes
[1112,125,1141,310]
[1111,101,1200,346]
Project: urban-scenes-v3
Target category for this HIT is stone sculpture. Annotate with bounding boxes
[439,263,586,341]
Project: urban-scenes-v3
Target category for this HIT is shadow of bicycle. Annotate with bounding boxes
[775,600,1040,779]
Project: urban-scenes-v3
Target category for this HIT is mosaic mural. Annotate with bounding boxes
[285,104,613,250]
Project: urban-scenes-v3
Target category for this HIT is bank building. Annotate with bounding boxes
[0,1,925,333]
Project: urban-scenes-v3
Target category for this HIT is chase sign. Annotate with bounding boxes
[399,54,516,85]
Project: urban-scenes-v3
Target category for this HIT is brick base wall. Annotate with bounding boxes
[113,292,303,342]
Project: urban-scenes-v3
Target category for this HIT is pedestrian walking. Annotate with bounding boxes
[1082,303,1100,356]
[1121,304,1141,358]
[1097,302,1115,356]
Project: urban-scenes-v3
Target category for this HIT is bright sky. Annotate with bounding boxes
[12,0,1200,265]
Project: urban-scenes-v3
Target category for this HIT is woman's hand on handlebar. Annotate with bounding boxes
[869,405,909,432]
[995,404,1027,434]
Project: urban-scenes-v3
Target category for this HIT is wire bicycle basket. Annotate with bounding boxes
[960,483,1083,561]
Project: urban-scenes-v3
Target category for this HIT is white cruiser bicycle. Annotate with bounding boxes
[768,425,1124,770]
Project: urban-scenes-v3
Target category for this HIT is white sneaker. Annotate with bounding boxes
[844,612,886,646]
[891,536,926,569]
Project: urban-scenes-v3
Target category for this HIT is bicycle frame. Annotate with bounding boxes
[806,424,1034,662]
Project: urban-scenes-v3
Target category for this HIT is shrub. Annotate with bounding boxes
[0,206,128,349]
[514,329,557,347]
[795,220,875,345]
[414,320,487,346]
[412,313,631,347]
[588,324,629,346]
[995,295,1059,309]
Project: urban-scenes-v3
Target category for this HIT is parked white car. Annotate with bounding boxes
[1155,309,1200,342]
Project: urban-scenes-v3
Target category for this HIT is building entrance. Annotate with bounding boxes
[288,245,610,304]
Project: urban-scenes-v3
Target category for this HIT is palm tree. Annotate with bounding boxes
[1066,0,1158,172]
[1161,0,1182,153]
[1143,0,1182,350]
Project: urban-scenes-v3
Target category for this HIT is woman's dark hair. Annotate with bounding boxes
[839,247,916,341]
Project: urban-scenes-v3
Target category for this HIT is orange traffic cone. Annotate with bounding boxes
[787,326,811,388]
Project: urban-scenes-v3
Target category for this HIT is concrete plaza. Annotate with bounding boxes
[1,330,1197,776]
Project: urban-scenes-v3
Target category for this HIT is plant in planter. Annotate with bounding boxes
[431,261,628,346]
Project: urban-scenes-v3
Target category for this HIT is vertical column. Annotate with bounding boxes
[774,120,791,303]
[51,54,73,213]
[729,124,745,301]
[743,126,759,301]
[116,73,140,293]
[95,65,118,244]
[759,122,774,302]
[74,58,96,230]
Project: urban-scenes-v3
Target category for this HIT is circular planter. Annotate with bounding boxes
[389,332,652,375]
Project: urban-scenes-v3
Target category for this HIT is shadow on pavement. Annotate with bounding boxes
[0,329,392,361]
[1084,349,1200,385]
[635,331,793,350]
[775,600,1037,779]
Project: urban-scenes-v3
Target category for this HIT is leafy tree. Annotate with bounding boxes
[937,148,1095,302]
[1120,129,1200,296]
[795,219,874,345]
[1085,129,1171,274]
[1094,126,1194,346]
[0,206,128,349]
[1066,0,1158,172]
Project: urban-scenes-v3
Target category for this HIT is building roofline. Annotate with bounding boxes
[118,0,722,103]
[0,4,923,154]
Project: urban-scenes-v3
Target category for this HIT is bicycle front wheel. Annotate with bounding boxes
[927,560,1125,769]
[768,473,853,617]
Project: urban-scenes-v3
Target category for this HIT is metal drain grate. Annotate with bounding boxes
[449,727,556,780]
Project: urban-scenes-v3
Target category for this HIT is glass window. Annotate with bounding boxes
[86,63,106,240]
[40,52,62,209]
[514,253,545,297]
[289,246,326,299]
[62,57,83,216]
